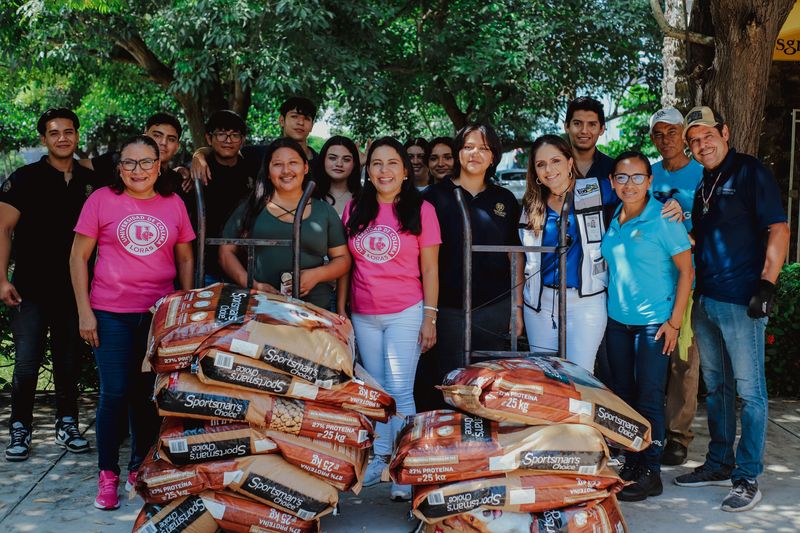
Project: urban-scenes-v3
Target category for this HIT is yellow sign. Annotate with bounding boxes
[775,1,800,61]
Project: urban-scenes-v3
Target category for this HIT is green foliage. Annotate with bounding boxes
[598,84,660,159]
[765,263,800,397]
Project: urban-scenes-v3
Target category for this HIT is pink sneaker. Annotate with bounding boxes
[125,470,138,492]
[94,470,120,510]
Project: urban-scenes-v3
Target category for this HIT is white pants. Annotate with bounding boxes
[352,301,423,456]
[524,287,606,373]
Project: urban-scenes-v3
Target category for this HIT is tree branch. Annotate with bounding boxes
[111,33,174,88]
[649,0,714,46]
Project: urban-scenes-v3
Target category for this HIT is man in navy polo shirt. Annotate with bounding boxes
[0,108,94,461]
[674,106,789,512]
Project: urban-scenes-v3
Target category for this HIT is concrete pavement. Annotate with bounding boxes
[1,393,798,533]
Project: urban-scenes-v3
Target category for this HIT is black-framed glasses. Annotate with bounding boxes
[213,131,243,142]
[119,158,157,171]
[613,173,648,185]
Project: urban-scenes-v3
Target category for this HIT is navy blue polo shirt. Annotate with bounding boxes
[424,178,521,308]
[0,156,95,299]
[691,149,787,305]
[583,149,619,224]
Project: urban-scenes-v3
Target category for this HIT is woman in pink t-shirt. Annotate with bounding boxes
[342,137,441,500]
[69,135,195,511]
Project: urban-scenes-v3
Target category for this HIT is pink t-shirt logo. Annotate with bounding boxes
[117,213,169,256]
[353,225,401,263]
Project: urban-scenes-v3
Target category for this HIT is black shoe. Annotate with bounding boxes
[55,417,90,453]
[721,479,762,512]
[618,468,663,502]
[5,422,32,461]
[618,462,641,482]
[674,463,732,487]
[661,440,688,466]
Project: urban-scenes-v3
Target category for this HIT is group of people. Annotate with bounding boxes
[0,94,788,515]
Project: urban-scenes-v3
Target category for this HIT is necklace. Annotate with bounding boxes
[700,172,724,215]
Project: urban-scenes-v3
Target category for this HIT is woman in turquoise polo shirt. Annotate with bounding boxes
[601,151,693,503]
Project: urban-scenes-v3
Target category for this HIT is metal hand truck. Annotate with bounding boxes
[192,178,316,293]
[454,188,572,366]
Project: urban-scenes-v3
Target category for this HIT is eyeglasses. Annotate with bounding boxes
[613,173,648,185]
[119,158,157,171]
[462,144,492,154]
[213,131,243,142]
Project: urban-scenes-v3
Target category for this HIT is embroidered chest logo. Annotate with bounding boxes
[85,184,94,197]
[117,213,169,256]
[353,225,401,264]
[494,203,506,217]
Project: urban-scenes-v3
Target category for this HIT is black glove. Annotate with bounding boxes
[747,279,776,318]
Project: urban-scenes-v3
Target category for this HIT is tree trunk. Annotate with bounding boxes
[661,0,691,109]
[689,0,793,155]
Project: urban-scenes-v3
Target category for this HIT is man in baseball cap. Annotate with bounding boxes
[648,107,704,468]
[674,105,789,512]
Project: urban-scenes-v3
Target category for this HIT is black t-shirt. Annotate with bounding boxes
[691,149,787,305]
[424,178,521,308]
[202,153,261,276]
[0,156,96,299]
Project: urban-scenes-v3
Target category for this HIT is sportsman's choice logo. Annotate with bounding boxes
[117,213,168,256]
[353,224,401,264]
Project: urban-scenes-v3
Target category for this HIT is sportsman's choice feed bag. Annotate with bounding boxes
[196,350,395,422]
[415,494,627,533]
[199,490,320,533]
[155,418,278,465]
[136,454,243,503]
[412,466,622,523]
[154,371,374,448]
[132,494,219,533]
[390,410,608,485]
[439,357,651,451]
[224,455,339,521]
[147,284,354,386]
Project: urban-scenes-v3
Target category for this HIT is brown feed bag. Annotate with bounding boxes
[199,490,320,533]
[132,494,220,533]
[439,357,651,452]
[389,410,608,485]
[154,371,374,448]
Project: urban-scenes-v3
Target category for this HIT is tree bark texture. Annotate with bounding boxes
[661,0,691,109]
[688,0,794,155]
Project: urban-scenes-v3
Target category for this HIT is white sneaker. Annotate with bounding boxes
[390,482,411,501]
[363,455,389,487]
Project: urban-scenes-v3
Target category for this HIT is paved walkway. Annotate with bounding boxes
[0,393,798,532]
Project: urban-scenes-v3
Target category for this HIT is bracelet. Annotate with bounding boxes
[423,305,438,312]
[667,319,681,330]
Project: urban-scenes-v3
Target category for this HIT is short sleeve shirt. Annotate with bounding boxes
[343,200,441,314]
[602,195,691,325]
[222,199,346,309]
[650,159,703,232]
[691,149,787,305]
[424,179,521,308]
[0,157,95,300]
[74,187,195,313]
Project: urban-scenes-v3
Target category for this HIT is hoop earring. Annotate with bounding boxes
[568,170,573,179]
[536,178,542,185]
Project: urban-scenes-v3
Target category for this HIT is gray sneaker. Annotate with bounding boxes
[390,482,411,501]
[55,416,90,453]
[363,455,389,487]
[5,422,32,462]
[674,463,732,487]
[721,479,762,512]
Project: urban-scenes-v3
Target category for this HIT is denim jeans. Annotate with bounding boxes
[605,318,670,471]
[692,296,767,482]
[9,296,82,428]
[352,301,423,457]
[93,310,159,474]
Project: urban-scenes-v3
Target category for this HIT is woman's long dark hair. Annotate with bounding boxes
[346,137,422,237]
[237,137,311,238]
[313,135,363,205]
[110,135,174,197]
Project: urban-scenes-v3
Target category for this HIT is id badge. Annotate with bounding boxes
[584,213,603,242]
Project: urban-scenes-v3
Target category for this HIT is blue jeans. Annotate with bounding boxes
[605,318,669,471]
[692,296,767,482]
[93,310,158,475]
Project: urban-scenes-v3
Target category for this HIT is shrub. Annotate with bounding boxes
[765,262,800,397]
